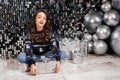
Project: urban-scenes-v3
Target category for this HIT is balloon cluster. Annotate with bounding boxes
[83,0,120,56]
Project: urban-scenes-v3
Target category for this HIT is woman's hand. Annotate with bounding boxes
[53,61,61,73]
[30,64,37,76]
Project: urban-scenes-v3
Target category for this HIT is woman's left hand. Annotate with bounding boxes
[53,61,61,73]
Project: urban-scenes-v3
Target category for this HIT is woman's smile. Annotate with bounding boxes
[39,21,44,25]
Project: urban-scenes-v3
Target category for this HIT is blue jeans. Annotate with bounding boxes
[17,50,67,63]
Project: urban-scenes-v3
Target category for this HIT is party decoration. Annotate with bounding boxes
[112,0,120,11]
[84,11,103,33]
[102,0,108,3]
[88,41,93,53]
[101,1,112,12]
[111,26,120,55]
[93,40,108,55]
[103,10,120,26]
[92,34,99,41]
[96,25,111,39]
[49,0,55,6]
[83,33,92,41]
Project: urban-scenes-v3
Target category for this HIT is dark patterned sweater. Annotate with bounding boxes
[24,32,61,66]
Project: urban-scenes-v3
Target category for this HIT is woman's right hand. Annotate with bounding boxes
[53,61,61,73]
[30,64,37,76]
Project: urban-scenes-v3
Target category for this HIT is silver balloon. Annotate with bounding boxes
[103,10,120,26]
[92,34,99,41]
[101,1,112,12]
[83,33,92,41]
[84,11,103,33]
[88,41,93,53]
[111,26,120,55]
[112,0,120,11]
[96,25,111,39]
[93,40,108,55]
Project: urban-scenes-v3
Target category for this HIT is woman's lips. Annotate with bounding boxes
[39,22,43,24]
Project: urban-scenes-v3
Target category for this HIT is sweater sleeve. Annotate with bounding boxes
[24,34,35,66]
[49,33,61,61]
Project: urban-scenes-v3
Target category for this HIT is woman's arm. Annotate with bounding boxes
[49,33,61,61]
[49,33,61,73]
[24,34,35,66]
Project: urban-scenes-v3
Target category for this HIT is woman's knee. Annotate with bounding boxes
[60,50,67,60]
[17,52,26,63]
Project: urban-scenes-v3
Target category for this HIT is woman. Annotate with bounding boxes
[17,9,67,76]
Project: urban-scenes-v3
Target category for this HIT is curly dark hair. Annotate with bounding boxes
[29,9,51,44]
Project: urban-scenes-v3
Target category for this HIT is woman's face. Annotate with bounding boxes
[35,12,47,28]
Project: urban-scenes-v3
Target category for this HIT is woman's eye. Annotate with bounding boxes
[38,16,41,18]
[43,18,46,20]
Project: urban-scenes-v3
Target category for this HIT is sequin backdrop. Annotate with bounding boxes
[0,0,102,58]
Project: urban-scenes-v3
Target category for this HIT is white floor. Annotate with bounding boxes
[0,54,120,80]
